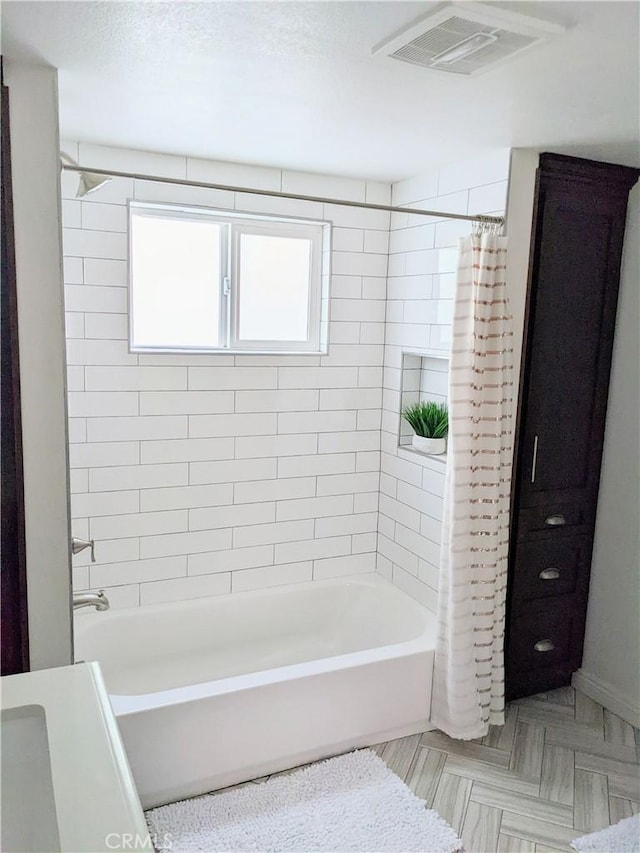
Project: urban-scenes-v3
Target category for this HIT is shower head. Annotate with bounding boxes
[60,152,112,197]
[76,170,111,197]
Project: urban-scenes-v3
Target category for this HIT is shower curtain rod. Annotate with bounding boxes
[61,163,505,226]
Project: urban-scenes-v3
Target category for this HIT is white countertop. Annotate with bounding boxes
[1,662,150,853]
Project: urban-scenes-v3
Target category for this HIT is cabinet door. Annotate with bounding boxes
[517,176,630,509]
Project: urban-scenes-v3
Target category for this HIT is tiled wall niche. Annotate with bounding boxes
[398,352,449,451]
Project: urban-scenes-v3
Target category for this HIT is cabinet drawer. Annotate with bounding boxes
[517,503,587,539]
[507,608,573,672]
[510,538,589,604]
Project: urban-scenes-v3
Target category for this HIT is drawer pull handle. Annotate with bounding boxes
[545,514,566,526]
[534,639,555,653]
[539,568,560,580]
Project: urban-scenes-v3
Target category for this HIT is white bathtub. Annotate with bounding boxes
[75,574,436,808]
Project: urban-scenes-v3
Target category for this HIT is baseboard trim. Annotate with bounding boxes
[572,668,640,728]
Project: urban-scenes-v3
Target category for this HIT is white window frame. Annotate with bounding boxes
[230,220,323,352]
[128,201,329,355]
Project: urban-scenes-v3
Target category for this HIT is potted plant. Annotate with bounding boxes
[402,400,448,455]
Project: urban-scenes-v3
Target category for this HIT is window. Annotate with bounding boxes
[129,203,328,353]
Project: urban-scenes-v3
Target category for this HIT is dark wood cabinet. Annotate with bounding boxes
[506,153,639,700]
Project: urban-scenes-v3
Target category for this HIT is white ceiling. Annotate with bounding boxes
[2,1,638,181]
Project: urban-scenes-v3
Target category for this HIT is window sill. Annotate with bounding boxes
[397,445,448,470]
[130,348,328,357]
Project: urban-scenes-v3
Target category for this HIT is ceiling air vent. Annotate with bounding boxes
[372,3,565,77]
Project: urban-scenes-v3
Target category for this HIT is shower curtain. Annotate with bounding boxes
[431,228,514,740]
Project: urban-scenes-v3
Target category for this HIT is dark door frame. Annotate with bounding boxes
[1,69,30,675]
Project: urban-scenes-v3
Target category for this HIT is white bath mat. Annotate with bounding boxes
[146,749,463,852]
[571,814,640,852]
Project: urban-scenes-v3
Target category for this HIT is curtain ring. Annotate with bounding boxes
[473,215,504,236]
[473,215,488,236]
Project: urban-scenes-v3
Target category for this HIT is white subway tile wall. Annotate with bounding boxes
[380,150,510,611]
[62,142,389,606]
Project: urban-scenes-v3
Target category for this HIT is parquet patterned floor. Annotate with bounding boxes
[370,686,640,853]
[212,686,639,853]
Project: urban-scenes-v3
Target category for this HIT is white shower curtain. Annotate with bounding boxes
[431,229,514,740]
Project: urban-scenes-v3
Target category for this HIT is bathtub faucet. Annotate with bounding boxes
[73,591,110,612]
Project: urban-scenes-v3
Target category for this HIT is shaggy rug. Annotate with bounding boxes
[146,749,464,852]
[571,814,640,852]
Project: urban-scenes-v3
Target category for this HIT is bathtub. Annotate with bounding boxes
[74,574,436,808]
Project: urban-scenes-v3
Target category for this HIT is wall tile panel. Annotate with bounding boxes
[380,151,509,611]
[63,142,510,608]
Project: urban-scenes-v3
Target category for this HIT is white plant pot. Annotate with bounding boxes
[412,435,446,455]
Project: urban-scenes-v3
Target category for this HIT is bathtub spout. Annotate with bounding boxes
[73,591,110,612]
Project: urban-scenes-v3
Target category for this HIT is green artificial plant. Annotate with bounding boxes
[401,400,448,439]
